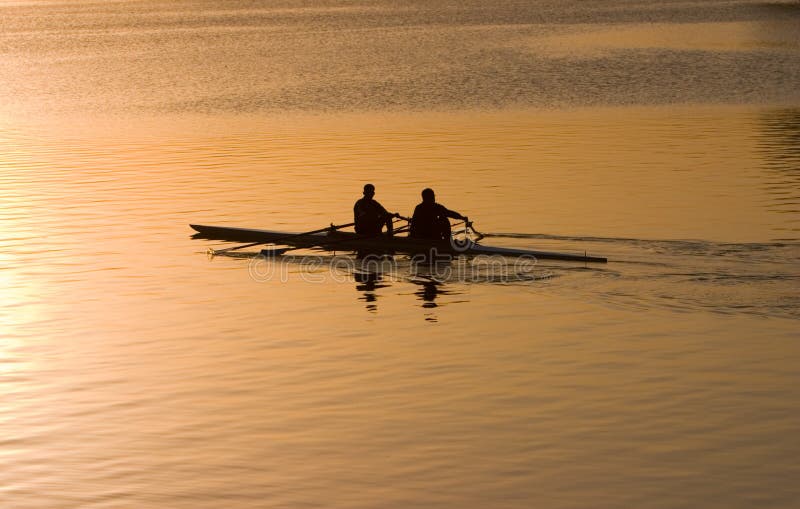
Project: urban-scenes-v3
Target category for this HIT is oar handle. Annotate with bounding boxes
[449,218,484,242]
[468,221,485,242]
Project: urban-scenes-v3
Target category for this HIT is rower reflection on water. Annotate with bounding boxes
[354,270,389,313]
[414,278,442,308]
[352,261,454,316]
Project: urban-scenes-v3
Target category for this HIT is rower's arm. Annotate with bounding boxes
[372,200,392,219]
[443,207,466,221]
[409,206,422,237]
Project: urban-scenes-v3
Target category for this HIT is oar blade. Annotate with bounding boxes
[259,247,291,257]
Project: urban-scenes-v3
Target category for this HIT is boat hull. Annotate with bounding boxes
[190,224,607,263]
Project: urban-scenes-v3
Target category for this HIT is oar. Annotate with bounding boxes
[468,221,485,242]
[261,216,409,257]
[455,219,484,242]
[209,222,356,255]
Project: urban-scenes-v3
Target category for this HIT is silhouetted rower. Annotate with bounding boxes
[354,183,396,236]
[409,188,467,240]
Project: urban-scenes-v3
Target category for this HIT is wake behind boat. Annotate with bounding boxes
[189,223,608,263]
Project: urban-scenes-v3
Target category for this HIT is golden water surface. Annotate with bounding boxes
[1,1,799,508]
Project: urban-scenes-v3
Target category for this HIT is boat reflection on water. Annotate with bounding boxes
[234,249,540,317]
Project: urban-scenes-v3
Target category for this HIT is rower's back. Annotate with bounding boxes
[409,188,463,240]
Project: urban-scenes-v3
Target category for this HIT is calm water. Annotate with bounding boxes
[1,1,800,508]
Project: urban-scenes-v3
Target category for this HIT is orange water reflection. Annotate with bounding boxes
[0,106,799,508]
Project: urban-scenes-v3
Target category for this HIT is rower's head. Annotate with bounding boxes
[363,183,375,198]
[421,188,435,204]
